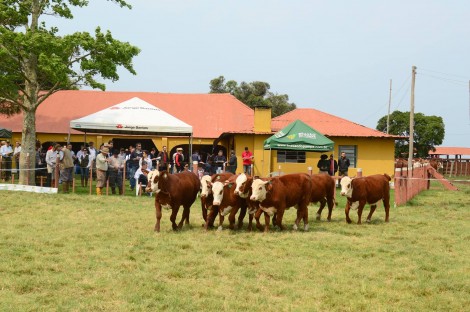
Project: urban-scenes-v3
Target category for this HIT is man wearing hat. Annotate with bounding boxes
[95,146,109,195]
[174,147,184,173]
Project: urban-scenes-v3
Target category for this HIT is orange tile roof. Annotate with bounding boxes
[0,90,254,139]
[272,108,401,138]
[429,147,470,156]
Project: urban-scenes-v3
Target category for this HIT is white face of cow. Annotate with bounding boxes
[200,175,212,198]
[212,181,225,206]
[234,173,248,197]
[250,179,269,202]
[147,170,160,193]
[340,176,353,197]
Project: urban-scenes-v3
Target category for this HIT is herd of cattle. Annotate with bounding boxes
[146,170,391,232]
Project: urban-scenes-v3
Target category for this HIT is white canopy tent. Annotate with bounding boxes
[70,97,192,136]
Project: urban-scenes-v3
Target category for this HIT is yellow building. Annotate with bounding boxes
[0,90,399,177]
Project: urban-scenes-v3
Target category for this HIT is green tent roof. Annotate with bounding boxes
[0,128,12,138]
[264,119,334,151]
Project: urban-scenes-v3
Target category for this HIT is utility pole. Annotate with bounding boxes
[387,79,392,134]
[408,66,417,172]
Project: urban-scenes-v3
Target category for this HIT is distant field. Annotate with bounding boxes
[1,180,469,311]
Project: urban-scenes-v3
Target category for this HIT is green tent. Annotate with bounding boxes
[264,119,334,151]
[0,128,12,138]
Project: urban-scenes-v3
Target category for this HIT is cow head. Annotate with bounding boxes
[211,181,225,206]
[235,173,252,198]
[340,176,353,197]
[250,179,270,202]
[200,175,213,198]
[146,170,160,193]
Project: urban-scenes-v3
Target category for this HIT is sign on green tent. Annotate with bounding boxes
[264,120,334,151]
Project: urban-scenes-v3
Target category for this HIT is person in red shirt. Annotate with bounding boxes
[242,147,253,175]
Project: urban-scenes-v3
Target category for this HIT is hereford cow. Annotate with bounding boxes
[340,174,391,224]
[310,174,336,221]
[148,170,201,232]
[200,172,233,228]
[250,173,312,232]
[209,174,248,231]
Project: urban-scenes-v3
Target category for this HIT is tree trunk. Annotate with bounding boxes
[19,109,37,185]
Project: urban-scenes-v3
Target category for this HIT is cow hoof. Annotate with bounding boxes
[316,213,321,221]
[217,226,223,231]
[366,219,371,223]
[304,224,309,231]
[293,224,298,231]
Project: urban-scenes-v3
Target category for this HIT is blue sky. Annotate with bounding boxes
[49,0,470,147]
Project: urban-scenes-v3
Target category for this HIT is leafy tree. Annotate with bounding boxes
[0,0,140,185]
[376,110,445,157]
[209,76,296,117]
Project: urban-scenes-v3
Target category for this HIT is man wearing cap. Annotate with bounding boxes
[95,147,109,195]
[174,147,184,173]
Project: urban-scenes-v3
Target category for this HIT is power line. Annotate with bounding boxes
[419,73,468,86]
[419,67,469,80]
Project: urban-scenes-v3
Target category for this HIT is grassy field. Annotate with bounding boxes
[1,180,469,311]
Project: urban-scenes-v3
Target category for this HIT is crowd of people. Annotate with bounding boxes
[317,152,351,178]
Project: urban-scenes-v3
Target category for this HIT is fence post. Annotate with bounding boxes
[357,168,362,177]
[307,166,312,176]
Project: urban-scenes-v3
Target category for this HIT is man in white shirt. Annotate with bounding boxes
[1,140,14,180]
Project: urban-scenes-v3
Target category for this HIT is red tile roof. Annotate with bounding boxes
[0,91,254,139]
[429,147,470,156]
[272,108,401,138]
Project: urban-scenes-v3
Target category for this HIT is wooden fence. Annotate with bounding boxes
[394,166,430,206]
[441,159,470,176]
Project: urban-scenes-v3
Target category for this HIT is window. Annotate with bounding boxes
[339,145,357,167]
[277,150,306,163]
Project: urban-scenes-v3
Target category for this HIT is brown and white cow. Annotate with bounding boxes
[148,170,201,232]
[250,173,312,232]
[200,172,234,229]
[209,174,249,231]
[339,174,391,224]
[310,174,336,221]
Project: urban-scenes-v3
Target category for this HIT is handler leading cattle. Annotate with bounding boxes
[339,174,391,224]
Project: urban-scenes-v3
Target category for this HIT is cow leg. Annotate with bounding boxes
[275,208,287,231]
[154,200,162,232]
[228,207,239,230]
[263,212,271,232]
[345,201,352,224]
[201,198,208,222]
[237,205,247,230]
[247,214,253,232]
[326,197,334,221]
[366,204,377,223]
[383,198,390,222]
[357,201,366,224]
[293,207,303,231]
[204,209,215,231]
[254,208,264,232]
[218,208,225,231]
[170,206,180,231]
[209,208,218,227]
[178,205,190,228]
[316,199,326,220]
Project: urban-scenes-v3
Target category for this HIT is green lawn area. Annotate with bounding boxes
[1,180,469,311]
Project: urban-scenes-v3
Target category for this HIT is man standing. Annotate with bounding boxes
[59,144,74,193]
[174,147,184,173]
[328,154,338,176]
[338,152,351,176]
[213,150,226,174]
[242,147,253,176]
[129,143,143,191]
[95,147,109,195]
[13,141,21,174]
[227,150,237,174]
[108,149,124,195]
[1,140,13,181]
[157,146,169,172]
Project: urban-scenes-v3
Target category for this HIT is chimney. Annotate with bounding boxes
[254,105,272,133]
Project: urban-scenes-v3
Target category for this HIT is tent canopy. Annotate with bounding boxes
[264,119,334,151]
[70,97,193,136]
[0,127,12,138]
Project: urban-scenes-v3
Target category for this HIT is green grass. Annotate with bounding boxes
[1,180,469,311]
